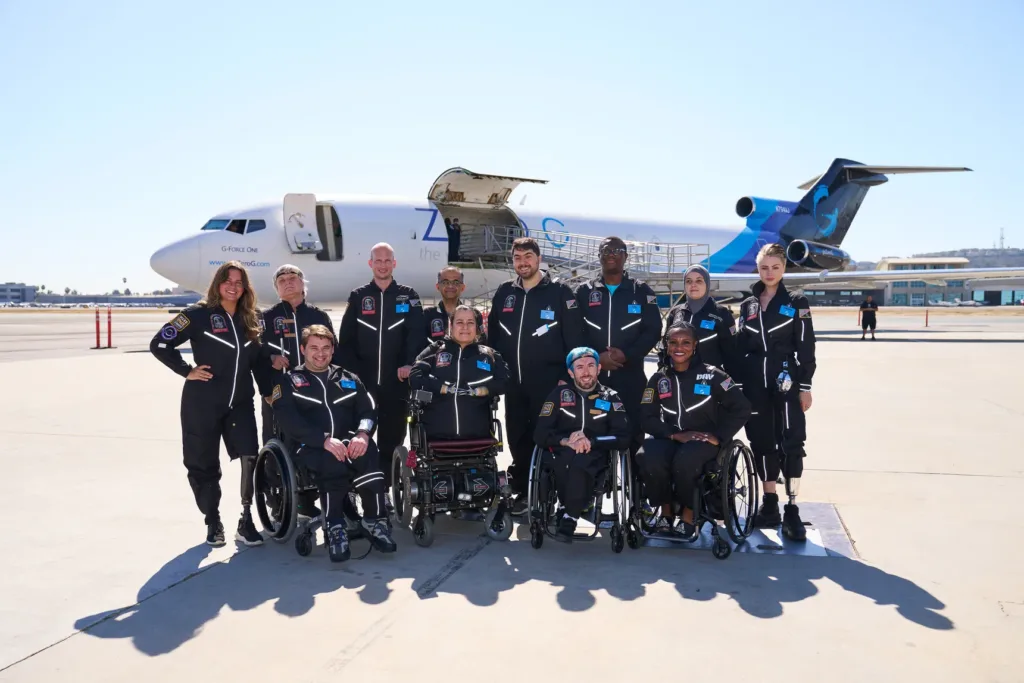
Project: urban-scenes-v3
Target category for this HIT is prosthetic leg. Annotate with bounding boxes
[780,462,806,542]
[235,456,264,546]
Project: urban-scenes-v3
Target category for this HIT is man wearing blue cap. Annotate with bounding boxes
[532,346,632,542]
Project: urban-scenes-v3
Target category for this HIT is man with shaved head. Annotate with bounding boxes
[336,242,424,519]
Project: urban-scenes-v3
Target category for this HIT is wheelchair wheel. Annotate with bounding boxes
[391,447,415,529]
[413,514,434,547]
[610,523,624,553]
[529,521,544,549]
[484,502,514,542]
[721,440,759,544]
[295,529,314,557]
[253,439,298,543]
[525,446,541,523]
[626,523,640,549]
[712,536,731,560]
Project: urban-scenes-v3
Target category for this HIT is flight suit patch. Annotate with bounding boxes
[613,402,624,411]
[270,385,282,403]
[437,352,452,368]
[641,388,654,404]
[560,389,575,406]
[170,313,190,331]
[430,318,445,337]
[589,290,602,307]
[211,314,228,333]
[721,378,734,391]
[361,296,376,315]
[290,374,309,388]
[540,402,554,417]
[502,294,515,312]
[647,295,657,304]
[160,325,177,340]
[274,317,290,333]
[658,377,671,398]
[799,308,812,318]
[565,299,577,309]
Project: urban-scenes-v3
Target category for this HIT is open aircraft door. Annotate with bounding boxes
[428,167,548,208]
[283,193,321,253]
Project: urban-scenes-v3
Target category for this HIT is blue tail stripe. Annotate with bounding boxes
[707,203,784,273]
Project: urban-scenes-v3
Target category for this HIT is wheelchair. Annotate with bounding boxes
[390,389,514,548]
[623,439,759,560]
[252,431,376,559]
[525,445,631,553]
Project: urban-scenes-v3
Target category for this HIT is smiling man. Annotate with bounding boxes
[573,237,662,456]
[421,266,483,350]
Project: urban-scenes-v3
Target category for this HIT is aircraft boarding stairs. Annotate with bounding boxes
[458,224,710,311]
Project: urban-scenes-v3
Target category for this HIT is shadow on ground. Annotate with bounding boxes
[73,515,952,657]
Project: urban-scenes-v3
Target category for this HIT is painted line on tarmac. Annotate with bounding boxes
[415,534,492,599]
[805,467,1022,479]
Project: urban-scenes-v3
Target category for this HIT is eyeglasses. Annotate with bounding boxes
[438,279,463,287]
[600,247,627,257]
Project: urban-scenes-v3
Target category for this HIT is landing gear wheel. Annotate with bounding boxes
[484,504,514,542]
[530,521,544,549]
[626,524,640,550]
[413,514,434,548]
[610,523,624,554]
[295,530,313,557]
[712,537,731,560]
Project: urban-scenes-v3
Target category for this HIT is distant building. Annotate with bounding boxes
[0,283,36,303]
[875,257,970,306]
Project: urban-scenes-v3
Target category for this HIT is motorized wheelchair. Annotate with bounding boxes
[623,438,759,560]
[390,389,514,547]
[525,445,631,553]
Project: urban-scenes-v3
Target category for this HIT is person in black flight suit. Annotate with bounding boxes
[637,321,751,536]
[150,261,265,547]
[410,305,509,439]
[533,347,632,542]
[258,264,335,444]
[736,243,816,541]
[860,295,878,340]
[335,242,425,518]
[664,264,739,373]
[269,324,397,562]
[421,265,483,351]
[573,236,661,455]
[485,237,585,514]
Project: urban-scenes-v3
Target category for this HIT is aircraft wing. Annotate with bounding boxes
[707,267,1024,292]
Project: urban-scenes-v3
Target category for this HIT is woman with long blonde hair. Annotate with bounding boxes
[150,261,265,547]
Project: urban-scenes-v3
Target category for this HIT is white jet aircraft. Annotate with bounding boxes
[149,160,1024,305]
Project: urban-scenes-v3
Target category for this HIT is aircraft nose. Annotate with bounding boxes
[150,237,201,290]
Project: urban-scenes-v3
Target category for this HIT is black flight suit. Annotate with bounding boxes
[485,273,585,494]
[533,381,631,518]
[573,275,661,454]
[421,300,483,351]
[268,364,386,525]
[638,363,751,510]
[409,339,509,440]
[257,299,335,445]
[150,304,262,526]
[336,280,425,486]
[664,298,739,373]
[736,281,816,483]
[859,300,878,331]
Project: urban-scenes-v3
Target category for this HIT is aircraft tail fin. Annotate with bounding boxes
[783,159,972,247]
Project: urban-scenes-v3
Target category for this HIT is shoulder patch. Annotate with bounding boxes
[641,387,655,404]
[612,401,624,411]
[647,295,658,304]
[557,379,567,386]
[539,401,554,417]
[565,298,577,309]
[720,377,734,391]
[270,384,282,403]
[799,308,812,318]
[170,313,190,331]
[657,377,672,398]
[290,373,309,388]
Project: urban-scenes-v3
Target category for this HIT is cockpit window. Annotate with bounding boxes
[245,220,266,234]
[226,219,246,234]
[201,219,229,231]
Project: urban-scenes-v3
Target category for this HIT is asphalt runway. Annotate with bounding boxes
[2,307,1023,681]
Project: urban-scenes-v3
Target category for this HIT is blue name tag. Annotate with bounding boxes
[595,399,611,411]
[693,384,711,396]
[700,319,715,330]
[779,305,795,318]
[627,304,641,314]
[340,379,356,389]
[396,303,410,313]
[476,360,491,371]
[540,309,555,320]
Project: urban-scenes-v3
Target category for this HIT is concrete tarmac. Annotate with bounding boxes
[1,308,1023,681]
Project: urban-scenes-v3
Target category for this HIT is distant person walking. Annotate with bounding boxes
[860,295,878,340]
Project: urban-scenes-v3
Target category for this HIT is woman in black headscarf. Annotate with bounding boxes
[664,264,738,375]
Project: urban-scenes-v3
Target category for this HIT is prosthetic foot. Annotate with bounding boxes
[327,523,351,562]
[752,492,781,528]
[235,506,264,546]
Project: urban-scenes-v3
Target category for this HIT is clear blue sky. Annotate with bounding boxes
[1,0,1021,293]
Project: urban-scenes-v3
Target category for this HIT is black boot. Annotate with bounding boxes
[782,504,807,542]
[554,514,577,543]
[235,507,264,546]
[206,520,226,547]
[752,493,781,528]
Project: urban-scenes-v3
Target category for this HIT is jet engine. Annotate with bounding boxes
[785,240,851,271]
